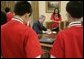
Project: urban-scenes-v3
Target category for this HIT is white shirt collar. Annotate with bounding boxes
[12,16,24,24]
[68,21,82,27]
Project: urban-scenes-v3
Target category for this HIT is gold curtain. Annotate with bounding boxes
[31,1,39,22]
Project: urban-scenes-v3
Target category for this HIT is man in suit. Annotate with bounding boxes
[33,15,50,34]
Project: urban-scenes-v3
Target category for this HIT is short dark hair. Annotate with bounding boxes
[66,1,83,18]
[14,1,32,16]
[5,7,10,13]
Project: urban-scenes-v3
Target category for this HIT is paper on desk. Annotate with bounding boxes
[52,31,57,33]
[42,31,56,34]
[42,31,46,33]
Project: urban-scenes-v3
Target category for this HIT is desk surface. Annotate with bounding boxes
[40,43,53,48]
[38,33,57,48]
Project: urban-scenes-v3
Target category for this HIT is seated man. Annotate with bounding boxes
[32,15,50,34]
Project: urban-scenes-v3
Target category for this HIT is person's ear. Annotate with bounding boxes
[25,13,30,18]
[66,13,71,19]
[66,13,75,22]
[27,13,31,17]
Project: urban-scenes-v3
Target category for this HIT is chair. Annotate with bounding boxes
[46,22,57,29]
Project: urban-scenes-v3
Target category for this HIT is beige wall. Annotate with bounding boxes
[60,1,69,21]
[39,1,69,25]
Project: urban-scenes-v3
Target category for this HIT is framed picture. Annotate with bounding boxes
[46,1,61,13]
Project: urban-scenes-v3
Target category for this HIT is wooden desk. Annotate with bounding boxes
[40,43,53,48]
[46,22,57,29]
[38,33,57,58]
[38,33,57,47]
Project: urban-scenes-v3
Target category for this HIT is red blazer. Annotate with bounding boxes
[50,25,83,58]
[51,13,61,28]
[1,19,44,58]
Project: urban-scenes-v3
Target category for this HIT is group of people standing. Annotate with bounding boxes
[1,1,83,58]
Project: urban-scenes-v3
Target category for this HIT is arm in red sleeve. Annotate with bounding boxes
[50,31,65,58]
[24,28,44,58]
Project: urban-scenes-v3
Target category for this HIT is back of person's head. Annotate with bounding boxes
[5,7,10,13]
[66,1,83,18]
[1,11,7,25]
[14,1,32,17]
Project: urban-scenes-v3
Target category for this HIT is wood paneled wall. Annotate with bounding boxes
[1,1,15,12]
[31,1,39,22]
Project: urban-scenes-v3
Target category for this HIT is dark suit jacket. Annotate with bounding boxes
[32,21,47,34]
